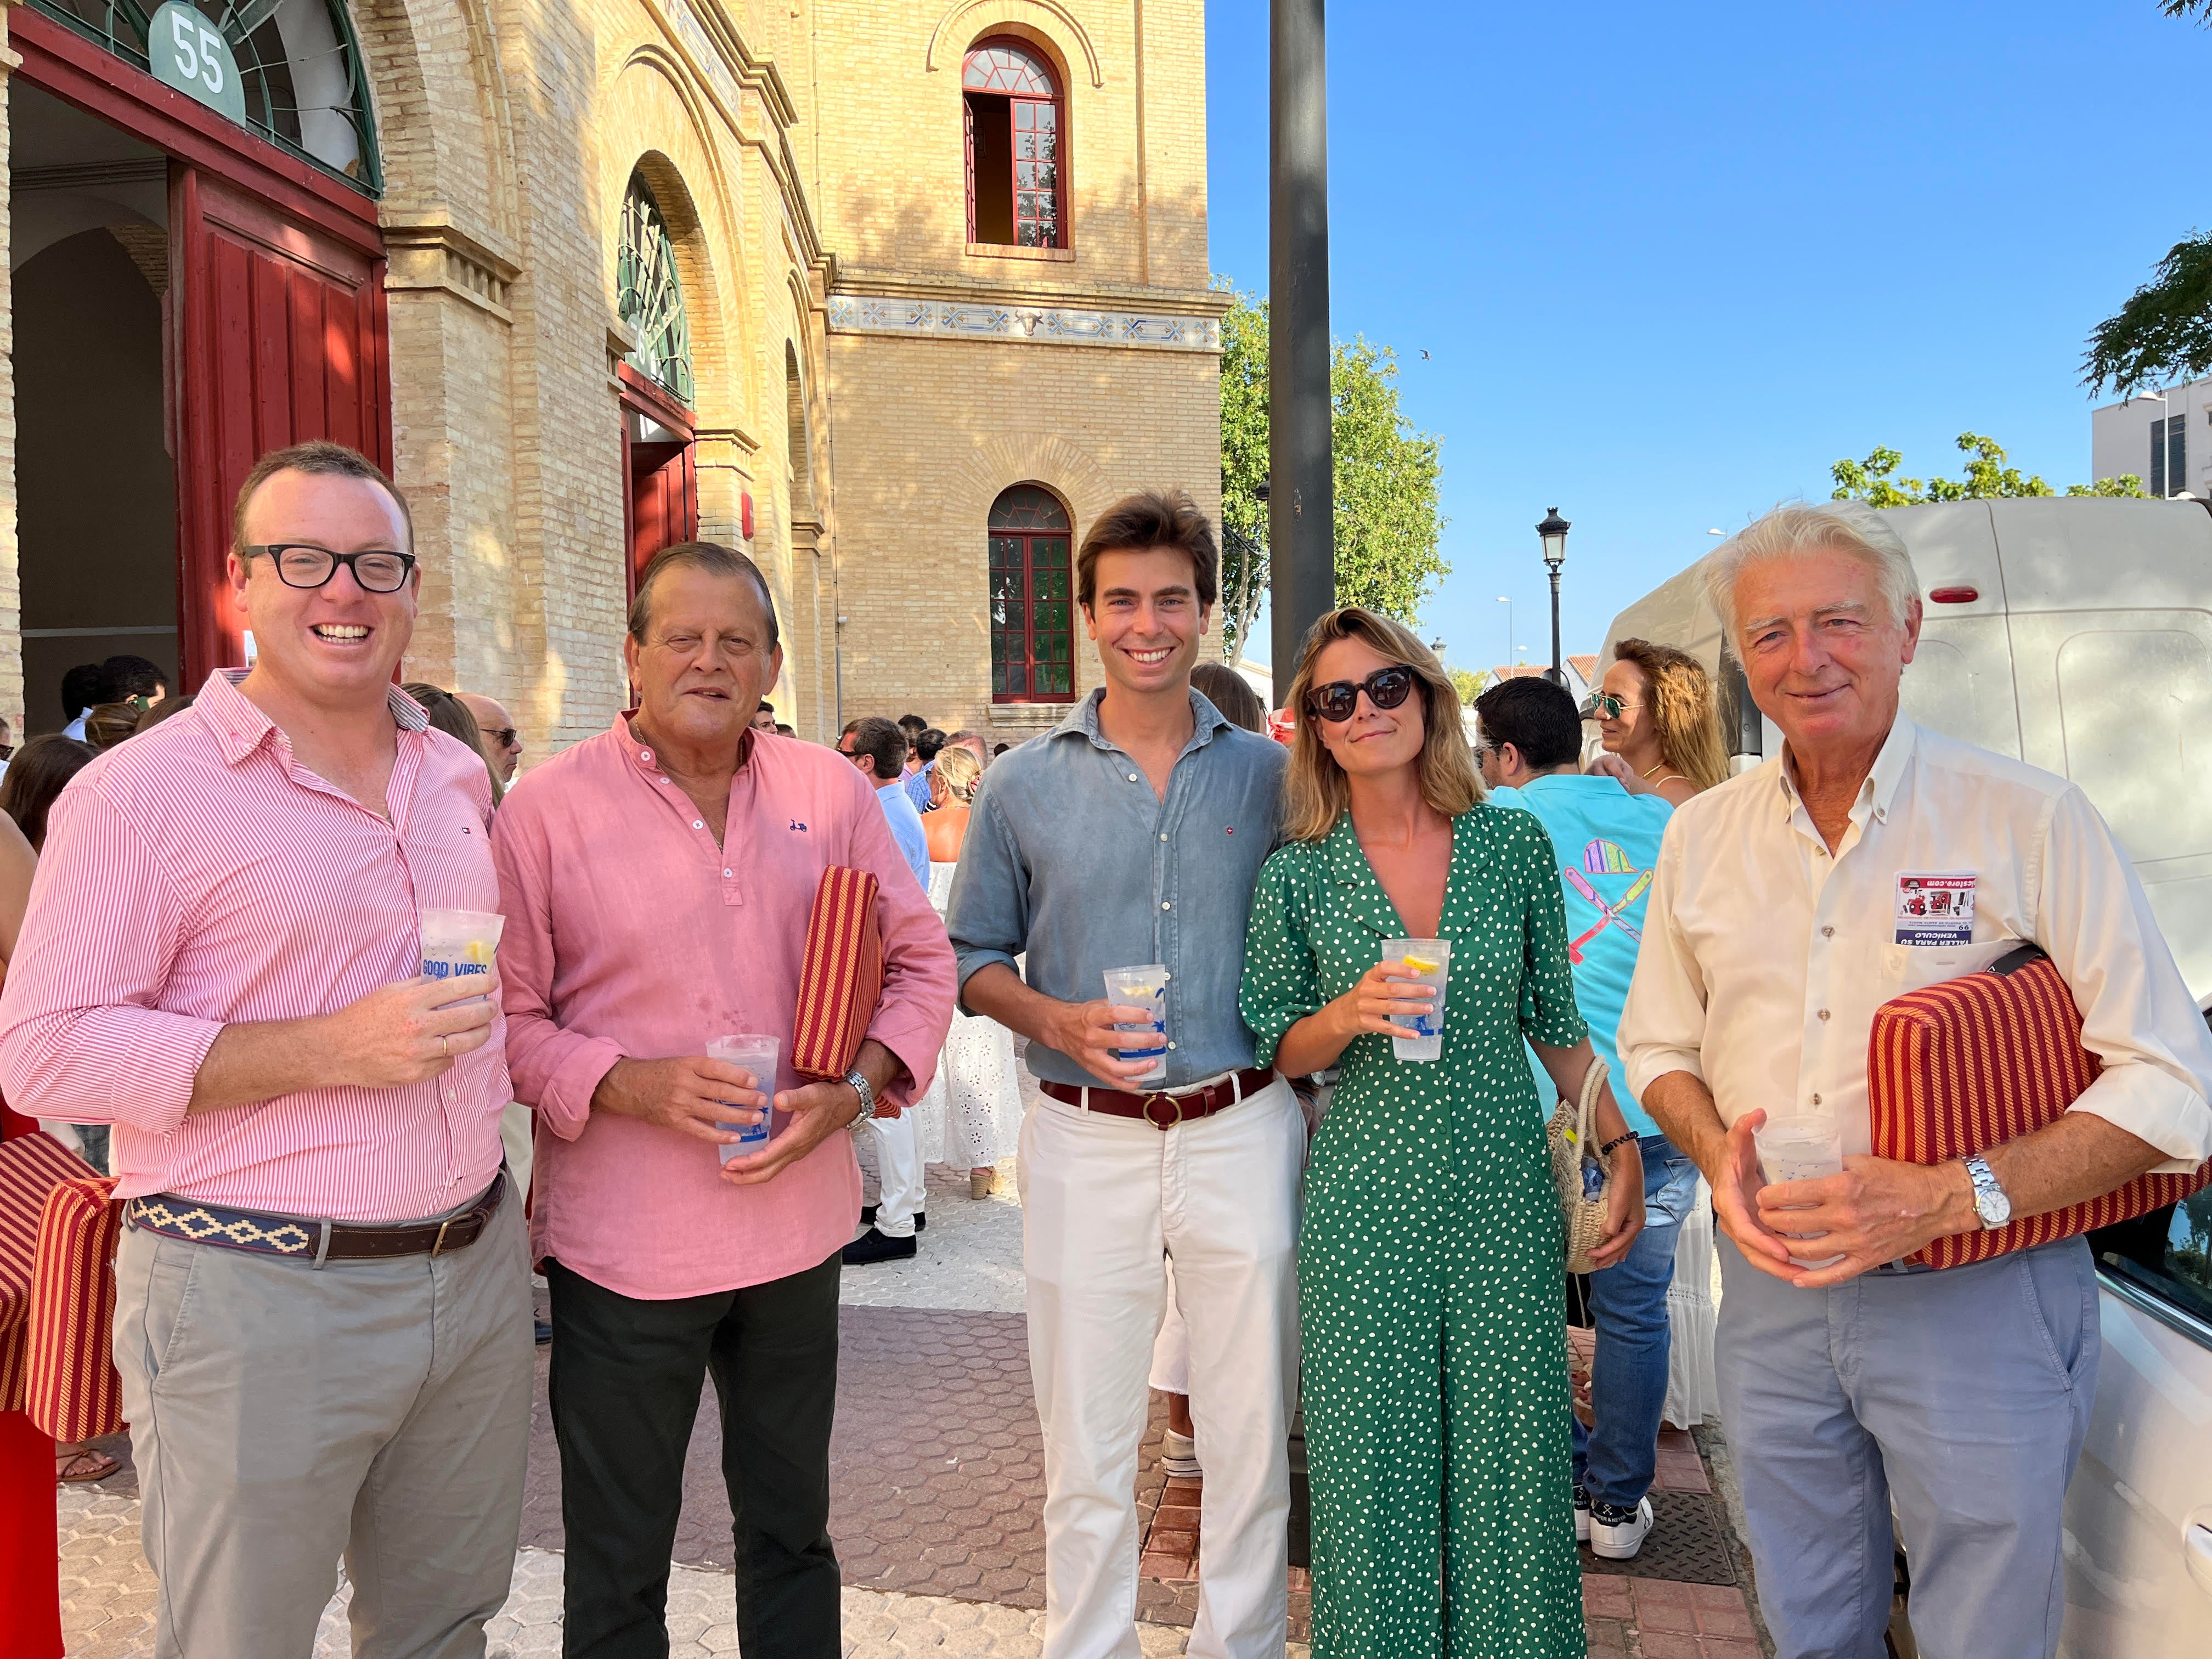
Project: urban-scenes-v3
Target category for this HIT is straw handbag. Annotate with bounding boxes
[1547,1056,1615,1273]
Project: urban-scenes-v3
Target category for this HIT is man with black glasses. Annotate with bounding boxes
[0,439,529,1654]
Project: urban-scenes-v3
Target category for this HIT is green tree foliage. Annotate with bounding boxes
[1831,433,2146,505]
[2081,5,2212,392]
[1448,666,1487,706]
[1216,284,1449,664]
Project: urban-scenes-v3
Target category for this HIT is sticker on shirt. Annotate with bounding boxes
[1895,870,1976,946]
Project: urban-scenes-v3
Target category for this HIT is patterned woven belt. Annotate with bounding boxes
[127,1172,505,1267]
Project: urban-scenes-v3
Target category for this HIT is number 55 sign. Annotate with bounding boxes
[148,2,247,125]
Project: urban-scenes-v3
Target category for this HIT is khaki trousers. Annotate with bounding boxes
[113,1182,534,1659]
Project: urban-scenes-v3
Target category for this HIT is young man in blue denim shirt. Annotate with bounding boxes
[946,490,1298,1659]
[1477,674,1696,1562]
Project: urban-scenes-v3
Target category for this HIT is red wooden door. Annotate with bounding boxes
[171,165,391,684]
[628,439,697,583]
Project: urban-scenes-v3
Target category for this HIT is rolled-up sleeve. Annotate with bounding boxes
[493,795,623,1140]
[1239,848,1323,1073]
[1618,821,1711,1099]
[0,785,221,1131]
[840,783,956,1109]
[2038,787,2212,1167]
[945,781,1029,1009]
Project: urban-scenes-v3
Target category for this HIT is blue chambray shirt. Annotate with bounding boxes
[946,688,1288,1089]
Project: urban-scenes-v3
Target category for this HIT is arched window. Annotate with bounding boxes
[617,175,694,405]
[963,41,1063,249]
[990,486,1074,702]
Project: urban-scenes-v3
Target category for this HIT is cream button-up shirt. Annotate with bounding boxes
[1618,715,2212,1169]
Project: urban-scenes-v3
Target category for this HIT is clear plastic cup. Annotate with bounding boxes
[1753,1115,1846,1266]
[420,907,504,1002]
[1381,938,1452,1062]
[1102,964,1169,1084]
[707,1034,780,1164]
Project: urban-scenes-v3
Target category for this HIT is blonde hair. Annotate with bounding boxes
[1282,608,1483,843]
[933,744,982,803]
[1610,639,1729,795]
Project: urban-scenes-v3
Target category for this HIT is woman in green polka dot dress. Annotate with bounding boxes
[1240,610,1647,1658]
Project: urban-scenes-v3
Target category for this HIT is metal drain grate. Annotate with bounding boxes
[1580,1490,1739,1586]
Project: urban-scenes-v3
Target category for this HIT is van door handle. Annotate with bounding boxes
[2187,1518,2212,1597]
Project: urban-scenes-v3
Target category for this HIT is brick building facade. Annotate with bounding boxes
[0,0,1224,756]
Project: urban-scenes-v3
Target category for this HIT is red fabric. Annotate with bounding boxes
[1869,952,2212,1268]
[791,867,884,1082]
[27,1177,122,1442]
[0,1107,63,1659]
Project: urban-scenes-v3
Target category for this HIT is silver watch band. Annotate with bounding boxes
[843,1066,877,1128]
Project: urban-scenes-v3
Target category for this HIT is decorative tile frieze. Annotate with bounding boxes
[828,292,1219,353]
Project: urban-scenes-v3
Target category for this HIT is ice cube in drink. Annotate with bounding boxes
[1381,938,1452,1062]
[420,907,505,1003]
[1102,965,1169,1084]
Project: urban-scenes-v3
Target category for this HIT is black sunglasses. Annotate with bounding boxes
[1304,665,1418,723]
[485,728,517,749]
[241,544,418,594]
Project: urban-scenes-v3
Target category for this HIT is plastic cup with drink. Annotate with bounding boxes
[707,1033,781,1165]
[1101,964,1169,1084]
[1752,1114,1846,1267]
[420,908,504,1002]
[1381,938,1452,1062]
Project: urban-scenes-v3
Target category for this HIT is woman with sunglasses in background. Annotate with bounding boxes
[1584,638,1728,808]
[1240,608,1645,1659]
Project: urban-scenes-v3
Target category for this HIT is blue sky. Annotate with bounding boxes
[1203,0,2205,674]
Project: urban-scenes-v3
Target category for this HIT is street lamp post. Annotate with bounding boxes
[1269,0,1334,681]
[1496,595,1512,670]
[1537,507,1570,688]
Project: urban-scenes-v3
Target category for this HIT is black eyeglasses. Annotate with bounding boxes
[1304,665,1418,723]
[241,544,418,594]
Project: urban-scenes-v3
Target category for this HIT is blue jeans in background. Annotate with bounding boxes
[1572,1137,1701,1509]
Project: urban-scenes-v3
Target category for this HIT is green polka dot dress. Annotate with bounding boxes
[1242,805,1587,1659]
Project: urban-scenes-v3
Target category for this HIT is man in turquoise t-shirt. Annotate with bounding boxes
[1475,675,1696,1564]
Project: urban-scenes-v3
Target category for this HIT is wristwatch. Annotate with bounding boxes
[843,1066,878,1129]
[1962,1153,2012,1229]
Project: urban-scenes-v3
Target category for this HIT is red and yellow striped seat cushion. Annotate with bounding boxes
[1870,949,2212,1269]
[791,866,884,1084]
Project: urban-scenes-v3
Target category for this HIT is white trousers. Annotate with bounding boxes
[868,1110,926,1238]
[1020,1076,1303,1659]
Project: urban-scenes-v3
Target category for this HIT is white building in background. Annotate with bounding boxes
[2092,381,2212,497]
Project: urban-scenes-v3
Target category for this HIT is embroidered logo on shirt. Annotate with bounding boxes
[789,819,809,833]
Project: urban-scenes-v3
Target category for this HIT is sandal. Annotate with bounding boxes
[56,1444,120,1484]
[970,1167,997,1199]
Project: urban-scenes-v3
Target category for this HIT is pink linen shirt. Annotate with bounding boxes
[0,670,509,1222]
[493,718,957,1300]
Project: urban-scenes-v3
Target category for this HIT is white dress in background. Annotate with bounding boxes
[1663,1175,1723,1429]
[920,860,1025,1170]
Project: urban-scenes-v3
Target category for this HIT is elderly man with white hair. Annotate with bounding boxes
[1618,500,2212,1659]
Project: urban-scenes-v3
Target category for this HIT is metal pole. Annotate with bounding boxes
[1269,0,1333,694]
[1547,567,1563,687]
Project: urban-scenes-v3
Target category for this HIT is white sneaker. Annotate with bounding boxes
[1589,1496,1654,1560]
[1573,1483,1591,1544]
[1160,1430,1203,1480]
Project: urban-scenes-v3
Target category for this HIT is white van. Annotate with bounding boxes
[1602,497,2212,1658]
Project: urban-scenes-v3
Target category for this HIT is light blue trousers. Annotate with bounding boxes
[1716,1235,2098,1659]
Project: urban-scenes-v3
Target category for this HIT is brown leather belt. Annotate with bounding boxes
[128,1171,506,1265]
[1037,1068,1276,1131]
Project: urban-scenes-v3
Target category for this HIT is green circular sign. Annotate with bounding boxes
[148,3,248,126]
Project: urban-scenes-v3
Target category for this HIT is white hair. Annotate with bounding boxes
[1703,500,1918,645]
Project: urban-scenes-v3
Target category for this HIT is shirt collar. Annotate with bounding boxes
[875,778,907,802]
[1051,685,1232,756]
[613,712,755,780]
[1776,714,1918,828]
[201,667,427,766]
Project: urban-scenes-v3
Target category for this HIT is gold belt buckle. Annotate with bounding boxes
[430,1217,454,1258]
[1141,1091,1186,1131]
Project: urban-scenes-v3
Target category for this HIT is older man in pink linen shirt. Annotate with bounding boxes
[494,540,955,1658]
[0,441,529,1658]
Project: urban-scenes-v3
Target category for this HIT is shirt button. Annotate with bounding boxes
[659,776,670,785]
[1818,1009,1830,1021]
[1161,901,1171,911]
[1160,833,1169,842]
[724,869,733,877]
[1821,926,1835,938]
[641,750,652,761]
[1128,773,1139,782]
[1810,1093,1822,1105]
[693,820,704,830]
[1167,1041,1177,1051]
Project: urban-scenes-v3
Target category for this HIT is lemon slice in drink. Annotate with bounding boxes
[1401,955,1439,974]
[464,941,492,964]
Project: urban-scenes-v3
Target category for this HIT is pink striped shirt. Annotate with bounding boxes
[493,718,957,1299]
[0,670,508,1222]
